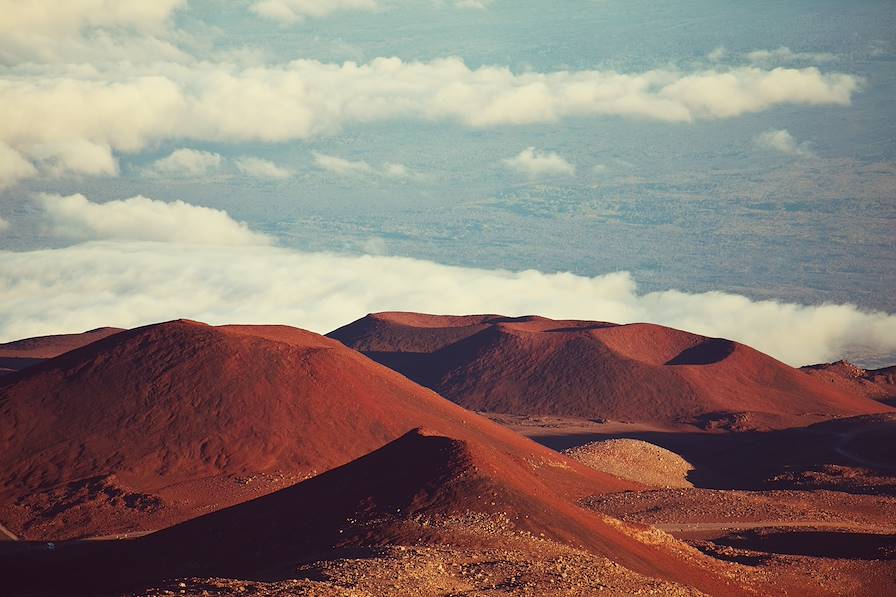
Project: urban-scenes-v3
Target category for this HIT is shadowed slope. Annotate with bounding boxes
[0,319,634,540]
[329,312,891,428]
[0,327,123,374]
[0,429,750,597]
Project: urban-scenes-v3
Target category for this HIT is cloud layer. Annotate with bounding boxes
[34,193,270,246]
[0,0,188,65]
[3,240,893,367]
[0,0,184,34]
[0,58,861,187]
[4,193,895,367]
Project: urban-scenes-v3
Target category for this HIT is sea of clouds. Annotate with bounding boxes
[3,193,894,367]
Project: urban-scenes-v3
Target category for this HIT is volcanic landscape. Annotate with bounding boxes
[1,313,894,596]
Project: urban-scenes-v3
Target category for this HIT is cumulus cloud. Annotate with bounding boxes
[0,59,862,179]
[1,235,895,367]
[0,139,116,184]
[747,47,836,64]
[28,139,119,177]
[235,156,293,179]
[503,147,576,177]
[0,0,188,64]
[0,0,184,34]
[313,152,422,180]
[250,0,378,23]
[754,129,815,158]
[34,193,270,246]
[144,148,223,177]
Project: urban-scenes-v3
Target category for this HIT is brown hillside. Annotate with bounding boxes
[0,428,750,597]
[802,361,896,407]
[0,319,634,540]
[0,327,123,374]
[328,312,892,428]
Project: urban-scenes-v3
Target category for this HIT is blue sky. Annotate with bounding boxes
[0,1,894,365]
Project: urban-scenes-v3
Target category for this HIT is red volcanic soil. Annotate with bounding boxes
[0,428,749,597]
[0,319,635,540]
[328,312,892,428]
[0,327,123,375]
[802,361,896,407]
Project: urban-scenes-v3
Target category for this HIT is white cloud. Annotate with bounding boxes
[144,148,223,177]
[235,156,293,179]
[503,147,576,177]
[314,152,375,176]
[383,163,411,178]
[0,0,188,65]
[250,0,378,23]
[0,1,185,34]
[0,193,891,366]
[707,46,727,62]
[313,152,422,180]
[2,229,895,367]
[746,47,836,64]
[0,139,116,183]
[0,59,862,179]
[0,143,38,188]
[34,193,270,246]
[754,129,815,158]
[0,215,8,232]
[27,139,119,178]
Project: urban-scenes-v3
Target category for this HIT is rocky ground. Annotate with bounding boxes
[585,488,896,529]
[133,544,707,597]
[564,439,695,488]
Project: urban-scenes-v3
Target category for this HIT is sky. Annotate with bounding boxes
[0,0,894,366]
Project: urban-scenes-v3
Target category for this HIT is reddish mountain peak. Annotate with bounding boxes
[0,326,126,376]
[0,319,636,540]
[803,359,868,378]
[0,326,125,356]
[802,360,896,406]
[329,312,892,427]
[368,311,502,328]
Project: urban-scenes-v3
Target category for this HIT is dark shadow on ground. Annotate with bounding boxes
[714,530,896,560]
[530,415,896,494]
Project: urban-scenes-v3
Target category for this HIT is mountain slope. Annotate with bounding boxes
[802,361,896,407]
[0,319,634,540]
[0,327,123,375]
[1,428,751,597]
[328,312,892,428]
